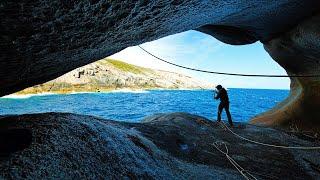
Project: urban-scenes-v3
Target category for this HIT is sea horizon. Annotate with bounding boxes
[1,87,289,99]
[0,89,289,123]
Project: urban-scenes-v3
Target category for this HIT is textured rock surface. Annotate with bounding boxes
[15,58,213,94]
[0,0,319,96]
[251,14,320,132]
[0,113,319,179]
[1,1,320,130]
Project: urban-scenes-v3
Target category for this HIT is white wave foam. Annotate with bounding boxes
[176,88,202,91]
[33,92,56,96]
[1,89,150,99]
[150,88,205,91]
[1,92,55,99]
[1,94,32,99]
[110,89,149,93]
[69,89,150,94]
[69,91,93,95]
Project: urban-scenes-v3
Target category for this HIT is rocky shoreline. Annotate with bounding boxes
[14,59,214,95]
[11,87,211,97]
[0,112,319,179]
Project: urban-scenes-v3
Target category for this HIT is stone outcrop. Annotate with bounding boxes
[1,1,320,130]
[251,15,320,132]
[0,113,319,179]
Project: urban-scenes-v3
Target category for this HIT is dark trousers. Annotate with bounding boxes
[217,102,233,126]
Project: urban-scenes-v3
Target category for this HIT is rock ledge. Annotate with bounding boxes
[0,113,319,179]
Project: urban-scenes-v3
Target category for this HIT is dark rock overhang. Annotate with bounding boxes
[0,0,319,96]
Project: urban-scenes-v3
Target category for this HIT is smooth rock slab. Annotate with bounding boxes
[0,112,319,179]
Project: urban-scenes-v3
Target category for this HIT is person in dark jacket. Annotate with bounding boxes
[214,85,233,127]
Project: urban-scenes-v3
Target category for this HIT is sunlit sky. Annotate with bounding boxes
[109,30,290,90]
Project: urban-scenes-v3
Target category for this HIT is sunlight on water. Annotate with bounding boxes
[0,89,289,122]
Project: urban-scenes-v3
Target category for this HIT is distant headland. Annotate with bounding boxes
[15,58,214,95]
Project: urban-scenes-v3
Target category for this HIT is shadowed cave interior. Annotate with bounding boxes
[1,1,320,179]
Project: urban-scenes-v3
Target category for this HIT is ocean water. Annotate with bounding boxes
[0,89,289,122]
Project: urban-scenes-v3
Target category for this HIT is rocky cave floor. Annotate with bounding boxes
[0,112,319,179]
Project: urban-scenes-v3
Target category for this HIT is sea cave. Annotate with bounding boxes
[0,0,320,179]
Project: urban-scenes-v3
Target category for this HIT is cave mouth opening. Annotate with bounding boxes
[107,29,290,120]
[0,30,291,124]
[0,1,318,134]
[111,30,291,90]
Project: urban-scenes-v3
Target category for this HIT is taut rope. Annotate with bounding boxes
[138,45,320,78]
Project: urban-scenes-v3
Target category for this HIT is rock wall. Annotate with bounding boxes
[1,0,319,96]
[1,0,320,130]
[251,14,320,132]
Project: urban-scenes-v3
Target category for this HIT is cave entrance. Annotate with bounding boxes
[0,30,290,123]
[108,30,291,122]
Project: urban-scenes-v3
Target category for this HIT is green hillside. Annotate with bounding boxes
[99,59,153,74]
[14,58,212,95]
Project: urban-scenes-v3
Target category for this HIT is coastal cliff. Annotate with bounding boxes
[16,59,213,94]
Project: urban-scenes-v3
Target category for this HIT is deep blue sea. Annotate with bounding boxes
[0,89,289,122]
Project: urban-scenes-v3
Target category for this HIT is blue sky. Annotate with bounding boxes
[109,30,290,89]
